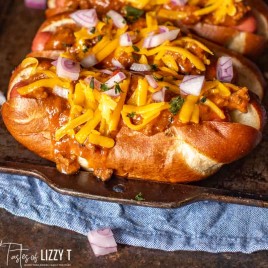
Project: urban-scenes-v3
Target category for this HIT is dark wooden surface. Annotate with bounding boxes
[0,208,268,268]
[0,1,268,267]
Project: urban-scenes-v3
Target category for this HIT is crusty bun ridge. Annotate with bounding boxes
[2,57,266,183]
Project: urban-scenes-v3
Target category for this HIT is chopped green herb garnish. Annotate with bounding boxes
[100,83,109,91]
[104,15,111,23]
[132,45,140,52]
[82,45,89,53]
[62,43,72,48]
[90,27,96,34]
[125,6,144,23]
[127,112,136,118]
[135,192,145,201]
[132,53,139,61]
[150,64,158,71]
[200,96,207,103]
[90,77,94,89]
[169,96,184,115]
[97,35,103,42]
[153,75,164,81]
[115,83,122,94]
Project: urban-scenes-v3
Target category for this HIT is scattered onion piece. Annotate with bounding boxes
[88,228,117,257]
[0,91,6,106]
[103,88,121,97]
[53,86,69,99]
[179,75,205,96]
[152,87,167,102]
[216,56,233,82]
[24,0,46,9]
[159,26,169,33]
[56,57,80,80]
[130,63,151,72]
[105,72,126,88]
[51,59,58,66]
[107,10,126,29]
[120,33,133,46]
[99,69,114,75]
[171,0,188,6]
[81,54,98,68]
[143,29,180,48]
[112,58,124,69]
[70,9,99,28]
[145,75,158,89]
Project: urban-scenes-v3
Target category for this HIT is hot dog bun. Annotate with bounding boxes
[46,0,268,56]
[28,13,266,101]
[2,58,266,182]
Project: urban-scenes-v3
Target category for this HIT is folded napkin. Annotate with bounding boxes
[0,172,268,253]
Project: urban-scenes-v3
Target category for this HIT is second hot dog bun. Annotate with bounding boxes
[46,0,268,56]
[29,13,266,100]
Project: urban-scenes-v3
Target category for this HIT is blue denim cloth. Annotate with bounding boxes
[0,172,267,253]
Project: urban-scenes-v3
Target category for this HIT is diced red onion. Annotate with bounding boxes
[88,228,117,257]
[120,33,133,46]
[159,26,169,33]
[99,69,114,75]
[70,9,98,28]
[53,86,69,99]
[216,56,233,82]
[179,75,205,96]
[105,72,126,88]
[80,54,98,68]
[103,88,121,97]
[171,0,188,6]
[0,91,6,106]
[56,57,80,80]
[130,63,151,72]
[24,0,46,9]
[152,87,167,102]
[112,58,124,69]
[107,10,126,29]
[143,29,180,48]
[84,76,102,90]
[145,75,158,89]
[51,59,58,66]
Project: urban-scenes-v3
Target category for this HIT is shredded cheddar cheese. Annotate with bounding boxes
[20,7,250,151]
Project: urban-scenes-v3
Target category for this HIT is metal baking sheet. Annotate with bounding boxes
[0,0,267,208]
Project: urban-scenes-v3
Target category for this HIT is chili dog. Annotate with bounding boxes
[46,0,268,57]
[2,56,265,182]
[30,9,266,100]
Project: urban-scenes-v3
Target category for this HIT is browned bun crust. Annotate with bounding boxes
[2,58,266,183]
[2,97,54,162]
[247,0,268,39]
[189,23,267,57]
[104,120,262,183]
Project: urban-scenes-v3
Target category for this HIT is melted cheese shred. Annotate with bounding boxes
[68,13,213,74]
[125,0,247,25]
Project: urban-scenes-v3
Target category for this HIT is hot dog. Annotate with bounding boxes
[2,5,266,183]
[29,9,266,100]
[45,0,268,57]
[1,55,266,182]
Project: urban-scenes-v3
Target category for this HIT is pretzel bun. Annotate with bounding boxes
[45,0,268,56]
[2,58,266,183]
